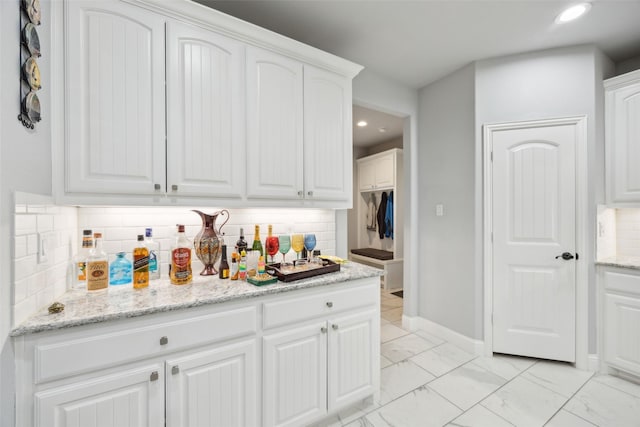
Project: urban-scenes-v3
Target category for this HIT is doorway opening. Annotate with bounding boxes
[348,104,406,323]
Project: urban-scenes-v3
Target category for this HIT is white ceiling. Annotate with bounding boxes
[352,105,404,148]
[195,0,640,89]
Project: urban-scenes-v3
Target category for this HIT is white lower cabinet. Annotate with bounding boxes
[262,290,378,427]
[35,364,164,427]
[15,279,379,427]
[601,267,640,378]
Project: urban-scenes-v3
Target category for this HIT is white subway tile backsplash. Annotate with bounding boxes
[12,196,337,327]
[616,208,640,257]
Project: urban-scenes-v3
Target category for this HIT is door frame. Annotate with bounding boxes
[483,116,589,369]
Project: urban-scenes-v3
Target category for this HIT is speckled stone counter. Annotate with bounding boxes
[596,256,640,271]
[12,262,383,336]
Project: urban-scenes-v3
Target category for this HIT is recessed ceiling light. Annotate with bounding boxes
[357,121,368,127]
[378,127,387,133]
[555,3,591,24]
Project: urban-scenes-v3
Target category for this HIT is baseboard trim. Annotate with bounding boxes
[404,315,484,355]
[587,354,599,372]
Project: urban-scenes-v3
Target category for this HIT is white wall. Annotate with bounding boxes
[476,45,614,353]
[1,0,54,423]
[352,69,419,315]
[418,63,478,339]
[616,54,640,76]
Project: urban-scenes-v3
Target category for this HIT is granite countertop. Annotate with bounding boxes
[596,256,640,270]
[12,262,383,337]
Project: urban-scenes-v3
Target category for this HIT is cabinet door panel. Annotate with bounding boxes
[304,66,352,202]
[263,322,327,427]
[606,75,640,203]
[246,47,304,199]
[604,292,640,376]
[166,340,256,427]
[35,364,163,427]
[166,22,245,197]
[375,152,395,188]
[328,309,378,410]
[358,159,376,191]
[66,1,165,195]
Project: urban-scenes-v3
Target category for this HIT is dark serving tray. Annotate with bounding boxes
[267,259,340,282]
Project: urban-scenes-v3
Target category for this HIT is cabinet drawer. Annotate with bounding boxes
[263,285,377,329]
[34,306,256,384]
[603,270,640,294]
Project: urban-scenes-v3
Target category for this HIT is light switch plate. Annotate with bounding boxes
[436,204,444,216]
[37,232,55,264]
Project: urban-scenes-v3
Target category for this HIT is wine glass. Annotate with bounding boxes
[278,235,291,264]
[266,234,280,263]
[304,234,316,261]
[291,234,304,260]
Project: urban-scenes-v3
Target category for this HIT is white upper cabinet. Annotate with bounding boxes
[605,69,640,204]
[246,47,304,200]
[357,150,396,191]
[304,65,352,202]
[166,21,245,198]
[65,0,166,195]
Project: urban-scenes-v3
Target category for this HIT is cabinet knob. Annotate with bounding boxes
[321,326,327,333]
[160,336,168,345]
[332,324,339,330]
[171,184,178,191]
[297,190,303,197]
[150,371,159,382]
[326,301,333,308]
[154,183,161,190]
[171,365,180,375]
[307,191,313,197]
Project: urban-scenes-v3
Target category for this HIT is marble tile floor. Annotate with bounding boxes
[311,289,640,427]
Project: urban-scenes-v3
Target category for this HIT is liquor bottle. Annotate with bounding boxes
[219,245,230,279]
[170,224,192,285]
[230,253,239,280]
[86,232,108,291]
[76,229,93,285]
[133,235,150,289]
[235,227,248,254]
[257,255,265,275]
[252,225,264,256]
[238,250,247,280]
[109,252,132,285]
[145,228,160,280]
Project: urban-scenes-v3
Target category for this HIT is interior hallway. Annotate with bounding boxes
[311,289,640,427]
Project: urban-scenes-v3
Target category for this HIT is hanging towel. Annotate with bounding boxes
[377,192,388,239]
[366,193,377,231]
[385,190,394,239]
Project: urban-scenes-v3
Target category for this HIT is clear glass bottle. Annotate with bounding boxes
[109,252,132,285]
[75,229,93,286]
[86,232,108,291]
[133,235,149,289]
[170,224,192,285]
[238,250,247,281]
[145,228,160,280]
[230,253,239,280]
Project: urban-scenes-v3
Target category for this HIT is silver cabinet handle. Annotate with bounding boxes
[326,301,333,308]
[171,184,178,191]
[154,183,161,190]
[171,365,180,375]
[332,324,339,330]
[321,327,327,333]
[150,371,159,382]
[160,336,168,345]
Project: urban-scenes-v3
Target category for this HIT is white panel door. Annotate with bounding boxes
[35,364,163,427]
[491,122,577,362]
[606,73,640,203]
[303,65,352,202]
[246,47,304,199]
[66,1,165,195]
[328,309,377,411]
[165,340,256,427]
[263,322,327,427]
[166,21,245,198]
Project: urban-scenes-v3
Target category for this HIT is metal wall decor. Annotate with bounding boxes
[19,0,42,129]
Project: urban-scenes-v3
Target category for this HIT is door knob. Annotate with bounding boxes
[555,252,575,260]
